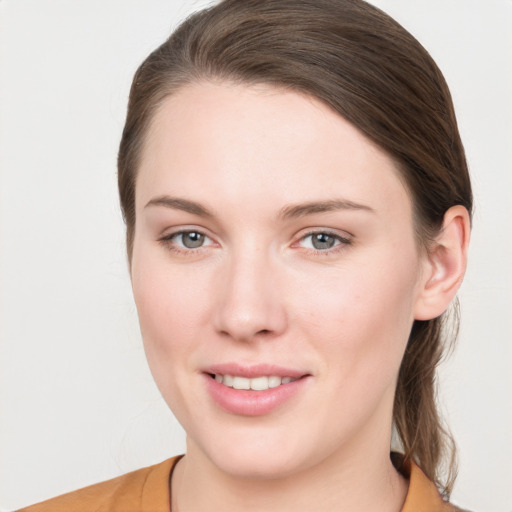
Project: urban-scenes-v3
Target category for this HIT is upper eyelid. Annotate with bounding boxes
[302,229,350,238]
[159,228,215,247]
[302,231,346,241]
[159,226,212,240]
[295,228,353,241]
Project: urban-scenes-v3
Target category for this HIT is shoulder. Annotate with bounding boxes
[395,455,471,512]
[17,456,181,512]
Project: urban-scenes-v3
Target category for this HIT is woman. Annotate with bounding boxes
[19,0,472,510]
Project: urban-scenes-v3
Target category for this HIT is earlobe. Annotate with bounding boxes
[414,205,471,321]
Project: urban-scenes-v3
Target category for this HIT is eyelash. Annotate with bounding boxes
[158,229,353,256]
[295,230,353,255]
[158,229,214,255]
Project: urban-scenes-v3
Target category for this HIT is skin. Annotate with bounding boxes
[130,82,470,512]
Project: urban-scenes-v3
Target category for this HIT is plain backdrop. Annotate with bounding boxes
[0,1,511,511]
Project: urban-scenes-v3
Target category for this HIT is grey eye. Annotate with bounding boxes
[179,231,205,249]
[310,233,337,250]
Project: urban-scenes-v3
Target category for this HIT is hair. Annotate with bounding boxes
[118,0,472,498]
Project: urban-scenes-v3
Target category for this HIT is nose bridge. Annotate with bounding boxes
[213,243,287,342]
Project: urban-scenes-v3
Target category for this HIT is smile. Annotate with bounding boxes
[211,374,299,391]
[205,371,310,416]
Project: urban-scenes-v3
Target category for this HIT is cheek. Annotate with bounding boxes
[294,251,420,384]
[130,255,215,427]
[130,245,211,377]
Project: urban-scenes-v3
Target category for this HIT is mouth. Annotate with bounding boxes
[207,373,300,391]
[203,365,311,416]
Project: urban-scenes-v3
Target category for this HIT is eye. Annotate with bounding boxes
[297,231,351,251]
[176,231,206,249]
[161,230,214,251]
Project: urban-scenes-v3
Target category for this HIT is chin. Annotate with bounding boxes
[211,449,309,480]
[189,424,317,480]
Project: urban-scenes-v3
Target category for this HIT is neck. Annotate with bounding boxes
[171,437,408,512]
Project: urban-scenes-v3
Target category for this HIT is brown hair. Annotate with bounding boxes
[118,0,472,497]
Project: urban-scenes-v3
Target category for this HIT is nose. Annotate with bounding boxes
[213,249,288,343]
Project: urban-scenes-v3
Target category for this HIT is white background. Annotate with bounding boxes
[0,1,510,510]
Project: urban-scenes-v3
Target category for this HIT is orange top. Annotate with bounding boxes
[18,455,464,512]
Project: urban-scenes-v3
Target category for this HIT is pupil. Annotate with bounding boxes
[312,233,335,250]
[183,232,204,248]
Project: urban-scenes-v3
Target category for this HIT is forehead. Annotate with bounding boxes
[137,81,411,220]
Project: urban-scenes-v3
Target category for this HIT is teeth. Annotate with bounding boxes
[233,376,251,390]
[213,374,298,391]
[250,376,268,391]
[268,376,281,388]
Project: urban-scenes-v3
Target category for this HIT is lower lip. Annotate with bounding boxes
[204,374,310,416]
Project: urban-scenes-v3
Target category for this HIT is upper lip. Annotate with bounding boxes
[204,363,309,379]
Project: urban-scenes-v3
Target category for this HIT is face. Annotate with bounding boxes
[131,82,428,479]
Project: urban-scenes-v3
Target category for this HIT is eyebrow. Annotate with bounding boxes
[145,196,213,217]
[278,199,374,219]
[144,195,374,220]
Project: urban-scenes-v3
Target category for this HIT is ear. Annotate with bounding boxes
[414,205,471,321]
